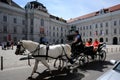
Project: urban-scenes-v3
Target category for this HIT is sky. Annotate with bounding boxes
[13,0,120,20]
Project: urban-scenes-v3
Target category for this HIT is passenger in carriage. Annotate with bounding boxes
[93,38,100,52]
[85,39,92,47]
[85,39,94,56]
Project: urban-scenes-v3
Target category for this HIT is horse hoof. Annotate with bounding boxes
[28,76,32,80]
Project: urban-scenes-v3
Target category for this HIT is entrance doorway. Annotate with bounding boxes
[113,37,118,45]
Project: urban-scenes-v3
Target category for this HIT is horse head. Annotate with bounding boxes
[15,40,44,55]
[15,40,26,55]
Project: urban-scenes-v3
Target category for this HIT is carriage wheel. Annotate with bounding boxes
[98,50,106,61]
[79,55,87,66]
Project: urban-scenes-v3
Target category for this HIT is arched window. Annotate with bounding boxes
[113,37,118,45]
[100,38,104,42]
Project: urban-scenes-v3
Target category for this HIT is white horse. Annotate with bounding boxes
[15,40,72,77]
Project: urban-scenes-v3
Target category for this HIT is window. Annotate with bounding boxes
[30,19,33,25]
[53,32,55,36]
[49,32,51,36]
[80,33,82,36]
[22,20,25,25]
[83,32,85,36]
[30,27,33,34]
[113,63,120,71]
[106,22,108,27]
[106,29,108,35]
[95,24,98,28]
[100,30,102,35]
[114,28,117,35]
[53,39,55,42]
[114,21,117,26]
[90,25,91,29]
[3,36,7,41]
[106,38,108,42]
[3,16,7,22]
[13,27,17,33]
[22,28,25,33]
[95,31,98,36]
[3,25,7,32]
[13,37,17,42]
[100,23,103,28]
[41,19,44,26]
[53,27,55,30]
[100,38,104,42]
[57,32,59,37]
[61,27,63,31]
[61,33,63,37]
[80,27,82,30]
[86,26,88,30]
[57,27,59,31]
[90,31,92,36]
[13,18,17,23]
[83,26,85,30]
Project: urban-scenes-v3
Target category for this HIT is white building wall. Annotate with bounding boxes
[69,10,120,45]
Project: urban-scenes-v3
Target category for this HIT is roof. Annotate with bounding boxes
[67,4,120,23]
[25,1,47,13]
[0,0,23,9]
[109,4,120,12]
[11,1,23,9]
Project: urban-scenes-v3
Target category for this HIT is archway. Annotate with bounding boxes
[61,39,63,43]
[100,38,104,42]
[113,37,118,45]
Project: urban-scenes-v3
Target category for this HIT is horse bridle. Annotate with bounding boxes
[16,42,26,55]
[16,42,45,55]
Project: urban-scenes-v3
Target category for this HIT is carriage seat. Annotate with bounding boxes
[74,43,84,53]
[84,46,94,55]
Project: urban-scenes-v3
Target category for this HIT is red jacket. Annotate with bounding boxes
[93,41,100,48]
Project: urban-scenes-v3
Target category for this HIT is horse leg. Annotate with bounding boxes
[31,60,39,77]
[41,60,52,74]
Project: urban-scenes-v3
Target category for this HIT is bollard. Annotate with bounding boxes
[111,48,113,52]
[116,48,117,52]
[1,56,3,70]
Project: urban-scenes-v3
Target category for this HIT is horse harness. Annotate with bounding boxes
[30,44,69,61]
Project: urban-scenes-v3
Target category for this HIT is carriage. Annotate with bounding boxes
[71,43,106,65]
[15,40,106,77]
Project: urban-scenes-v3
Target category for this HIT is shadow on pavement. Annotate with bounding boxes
[27,68,85,80]
[78,60,113,72]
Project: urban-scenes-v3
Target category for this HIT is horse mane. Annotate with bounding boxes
[21,40,39,45]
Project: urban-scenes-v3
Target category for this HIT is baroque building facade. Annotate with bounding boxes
[68,4,120,45]
[0,0,68,44]
[0,0,120,45]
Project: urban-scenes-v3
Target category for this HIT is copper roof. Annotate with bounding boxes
[67,4,120,23]
[109,4,120,12]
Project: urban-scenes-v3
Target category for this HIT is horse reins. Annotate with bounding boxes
[19,43,71,67]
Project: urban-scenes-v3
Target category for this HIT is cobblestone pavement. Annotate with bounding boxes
[0,46,35,69]
[0,45,119,70]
